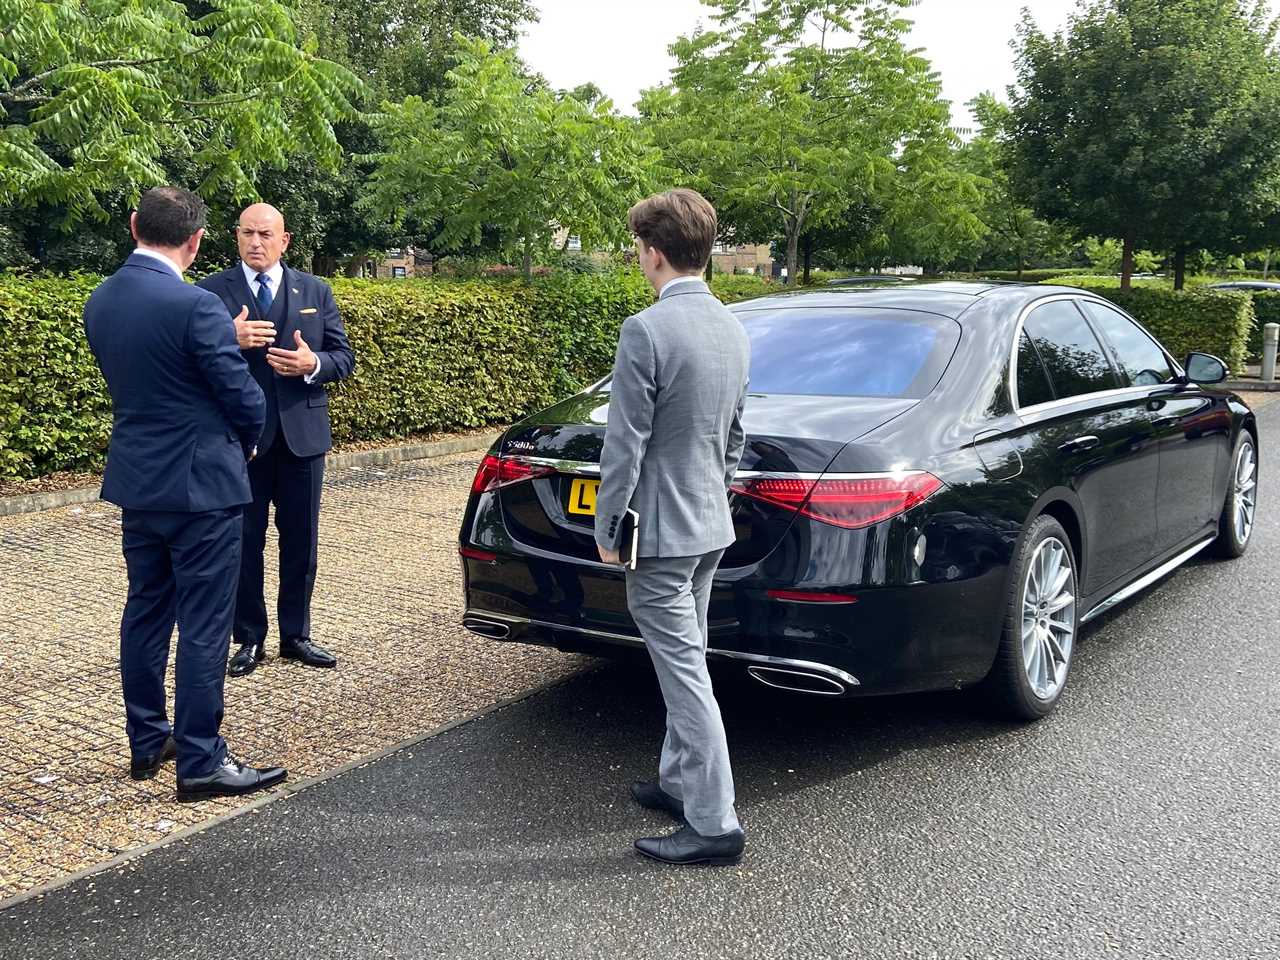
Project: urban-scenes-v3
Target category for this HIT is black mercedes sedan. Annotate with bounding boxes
[458,282,1259,719]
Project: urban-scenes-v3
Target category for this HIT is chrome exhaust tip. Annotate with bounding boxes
[746,665,847,697]
[463,617,511,640]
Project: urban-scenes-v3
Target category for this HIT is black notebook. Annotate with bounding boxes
[617,508,640,570]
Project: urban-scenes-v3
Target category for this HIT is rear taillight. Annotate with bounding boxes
[731,472,943,529]
[470,454,555,494]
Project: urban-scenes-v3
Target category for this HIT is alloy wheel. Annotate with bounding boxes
[1234,440,1257,545]
[1021,537,1076,701]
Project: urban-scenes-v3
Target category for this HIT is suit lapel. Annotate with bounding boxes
[273,266,296,348]
[228,266,261,320]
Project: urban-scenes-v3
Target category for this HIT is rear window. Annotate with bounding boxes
[735,308,961,399]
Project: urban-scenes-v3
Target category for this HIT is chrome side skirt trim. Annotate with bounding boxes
[1080,537,1215,624]
[462,609,860,687]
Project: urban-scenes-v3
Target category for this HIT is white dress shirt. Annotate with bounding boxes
[132,247,184,280]
[239,260,320,383]
[659,274,705,298]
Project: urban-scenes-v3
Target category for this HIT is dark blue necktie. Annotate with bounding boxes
[255,272,273,315]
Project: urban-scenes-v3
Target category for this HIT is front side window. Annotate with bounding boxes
[1078,301,1174,387]
[1021,300,1120,402]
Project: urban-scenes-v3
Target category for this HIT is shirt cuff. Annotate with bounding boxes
[303,355,322,384]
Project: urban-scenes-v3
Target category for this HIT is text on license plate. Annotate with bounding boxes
[568,478,599,516]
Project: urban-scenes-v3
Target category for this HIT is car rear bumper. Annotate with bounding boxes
[461,552,1006,698]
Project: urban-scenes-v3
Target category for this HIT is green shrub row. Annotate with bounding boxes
[1043,278,1253,373]
[1249,292,1280,361]
[0,269,776,481]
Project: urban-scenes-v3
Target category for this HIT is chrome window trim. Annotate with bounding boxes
[1009,293,1185,415]
[463,609,860,687]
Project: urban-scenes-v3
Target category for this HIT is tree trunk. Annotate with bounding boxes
[344,254,367,278]
[313,255,338,277]
[1016,253,1024,280]
[1264,248,1272,280]
[1120,237,1135,291]
[802,234,813,285]
[522,234,533,280]
[704,256,714,283]
[1173,246,1187,291]
[785,229,800,286]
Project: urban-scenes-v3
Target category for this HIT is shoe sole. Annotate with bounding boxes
[176,775,287,803]
[630,788,685,820]
[227,652,265,677]
[129,768,160,782]
[634,846,743,867]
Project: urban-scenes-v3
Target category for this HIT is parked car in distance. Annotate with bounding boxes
[1208,280,1280,292]
[459,282,1258,720]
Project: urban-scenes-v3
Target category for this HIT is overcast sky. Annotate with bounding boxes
[520,0,1086,126]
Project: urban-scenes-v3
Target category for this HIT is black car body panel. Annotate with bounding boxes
[459,282,1256,698]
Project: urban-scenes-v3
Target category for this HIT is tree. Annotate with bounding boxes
[0,0,362,227]
[364,37,661,278]
[1008,0,1280,289]
[639,0,956,283]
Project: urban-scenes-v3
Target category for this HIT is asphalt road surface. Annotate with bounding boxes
[3,407,1277,960]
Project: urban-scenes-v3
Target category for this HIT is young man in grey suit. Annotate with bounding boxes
[595,189,751,866]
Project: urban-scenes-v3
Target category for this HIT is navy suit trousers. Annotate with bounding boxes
[120,507,242,779]
[233,434,325,646]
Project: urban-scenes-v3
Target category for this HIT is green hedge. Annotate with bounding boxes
[1042,278,1253,372]
[952,268,1085,283]
[1249,292,1280,361]
[0,268,780,481]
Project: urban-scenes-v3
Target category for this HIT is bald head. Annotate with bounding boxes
[236,203,290,273]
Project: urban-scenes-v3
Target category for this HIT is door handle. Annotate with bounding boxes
[1059,435,1101,454]
[1152,416,1178,430]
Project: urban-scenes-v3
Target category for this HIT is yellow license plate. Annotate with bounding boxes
[567,477,599,516]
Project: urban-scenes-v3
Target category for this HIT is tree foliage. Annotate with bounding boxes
[0,0,363,224]
[640,0,961,282]
[1008,0,1280,288]
[365,37,661,278]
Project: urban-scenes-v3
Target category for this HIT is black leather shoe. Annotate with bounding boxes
[129,736,177,781]
[176,755,287,803]
[279,636,337,668]
[635,824,746,866]
[631,781,685,820]
[227,642,265,677]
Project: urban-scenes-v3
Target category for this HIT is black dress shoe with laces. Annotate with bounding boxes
[630,781,685,820]
[635,823,746,866]
[129,736,177,781]
[227,642,265,677]
[176,755,287,803]
[279,636,337,668]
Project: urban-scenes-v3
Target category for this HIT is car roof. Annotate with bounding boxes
[728,280,1054,320]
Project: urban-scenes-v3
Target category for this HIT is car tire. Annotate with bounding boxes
[982,514,1078,722]
[1211,430,1257,560]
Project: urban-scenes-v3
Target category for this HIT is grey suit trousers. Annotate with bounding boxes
[626,549,739,837]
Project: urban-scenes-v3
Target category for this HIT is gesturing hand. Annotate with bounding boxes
[597,545,621,565]
[234,304,277,350]
[267,330,317,377]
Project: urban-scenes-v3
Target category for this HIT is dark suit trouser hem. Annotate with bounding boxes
[120,508,240,779]
[233,436,325,648]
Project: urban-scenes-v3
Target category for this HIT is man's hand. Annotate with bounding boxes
[597,545,621,565]
[234,304,277,350]
[267,330,317,377]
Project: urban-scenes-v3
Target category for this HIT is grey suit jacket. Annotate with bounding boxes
[595,279,751,559]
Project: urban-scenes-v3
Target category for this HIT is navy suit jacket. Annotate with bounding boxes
[84,253,266,512]
[197,264,355,458]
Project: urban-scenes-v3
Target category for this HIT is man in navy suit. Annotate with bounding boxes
[84,186,286,801]
[197,204,355,677]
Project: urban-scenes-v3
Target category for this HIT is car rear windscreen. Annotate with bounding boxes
[734,307,961,399]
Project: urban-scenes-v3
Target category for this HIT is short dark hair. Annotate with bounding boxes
[134,186,207,248]
[628,188,717,272]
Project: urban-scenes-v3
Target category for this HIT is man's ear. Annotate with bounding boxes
[187,228,206,261]
[129,212,140,243]
[281,231,292,254]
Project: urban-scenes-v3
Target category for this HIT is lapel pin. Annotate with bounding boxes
[292,288,300,294]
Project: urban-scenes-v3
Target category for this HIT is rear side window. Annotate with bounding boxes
[1021,301,1120,403]
[735,308,961,399]
[1016,331,1056,407]
[1078,301,1175,387]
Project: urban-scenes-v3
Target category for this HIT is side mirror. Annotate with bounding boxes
[1183,352,1228,384]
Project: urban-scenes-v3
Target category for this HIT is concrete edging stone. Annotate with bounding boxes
[0,433,497,519]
